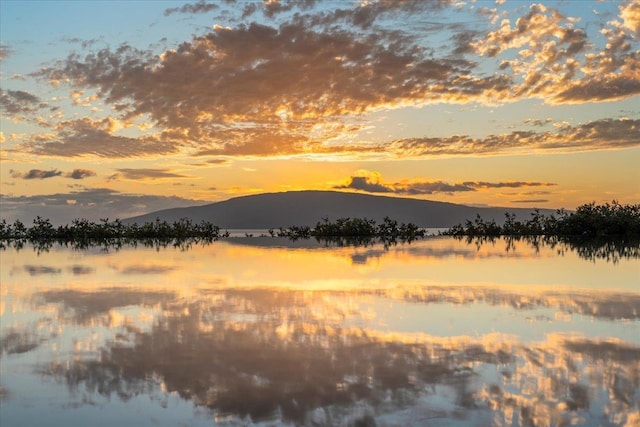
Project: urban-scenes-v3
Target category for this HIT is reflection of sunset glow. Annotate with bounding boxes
[1,238,638,426]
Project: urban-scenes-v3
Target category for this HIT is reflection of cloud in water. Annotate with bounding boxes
[393,286,640,320]
[35,288,177,324]
[32,287,640,426]
[20,265,61,276]
[118,264,177,275]
[67,264,94,275]
[0,327,41,355]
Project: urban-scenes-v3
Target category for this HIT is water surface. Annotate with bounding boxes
[1,237,638,426]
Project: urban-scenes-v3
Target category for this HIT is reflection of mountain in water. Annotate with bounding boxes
[33,287,640,426]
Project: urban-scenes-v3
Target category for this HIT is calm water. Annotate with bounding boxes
[1,237,638,427]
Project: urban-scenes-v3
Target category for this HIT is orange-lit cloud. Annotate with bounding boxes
[386,118,639,157]
[620,1,640,35]
[22,118,179,158]
[0,0,635,165]
[23,1,634,160]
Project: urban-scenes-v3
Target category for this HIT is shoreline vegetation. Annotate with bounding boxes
[443,201,639,238]
[0,202,638,251]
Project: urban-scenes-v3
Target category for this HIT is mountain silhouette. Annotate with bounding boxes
[123,191,556,228]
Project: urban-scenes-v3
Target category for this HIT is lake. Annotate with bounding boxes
[1,236,638,426]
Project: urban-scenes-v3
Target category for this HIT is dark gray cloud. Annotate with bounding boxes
[164,0,218,16]
[206,159,229,165]
[10,168,96,180]
[0,89,45,115]
[339,176,393,193]
[11,169,62,180]
[335,173,556,195]
[65,169,97,180]
[115,168,188,180]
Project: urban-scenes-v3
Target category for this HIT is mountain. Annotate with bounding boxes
[123,191,557,229]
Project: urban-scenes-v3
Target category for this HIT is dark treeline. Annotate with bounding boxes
[0,216,425,251]
[0,217,228,242]
[444,201,640,237]
[271,216,425,241]
[1,202,638,249]
[0,216,424,242]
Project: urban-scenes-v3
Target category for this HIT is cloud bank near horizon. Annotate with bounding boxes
[335,170,556,196]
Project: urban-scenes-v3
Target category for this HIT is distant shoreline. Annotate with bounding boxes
[1,202,638,246]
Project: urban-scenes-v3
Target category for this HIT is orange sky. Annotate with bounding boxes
[1,1,639,223]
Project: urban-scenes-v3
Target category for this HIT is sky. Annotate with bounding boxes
[0,0,639,224]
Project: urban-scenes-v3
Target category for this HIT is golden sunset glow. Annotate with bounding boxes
[1,1,639,224]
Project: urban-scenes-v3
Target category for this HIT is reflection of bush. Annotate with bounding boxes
[455,234,640,264]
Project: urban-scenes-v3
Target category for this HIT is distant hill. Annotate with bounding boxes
[123,191,557,229]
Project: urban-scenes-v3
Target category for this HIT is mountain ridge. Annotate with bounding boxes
[123,190,557,229]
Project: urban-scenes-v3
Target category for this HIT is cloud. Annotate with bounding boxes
[620,1,640,35]
[0,188,206,225]
[10,168,96,180]
[119,265,176,275]
[524,118,552,127]
[26,2,640,159]
[206,159,229,165]
[0,89,45,115]
[334,171,555,195]
[470,3,639,104]
[65,169,96,180]
[386,118,640,156]
[0,44,11,62]
[163,0,218,16]
[68,265,95,275]
[511,199,549,204]
[22,118,179,158]
[11,169,63,180]
[23,265,62,276]
[38,17,502,156]
[115,168,188,180]
[43,24,476,125]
